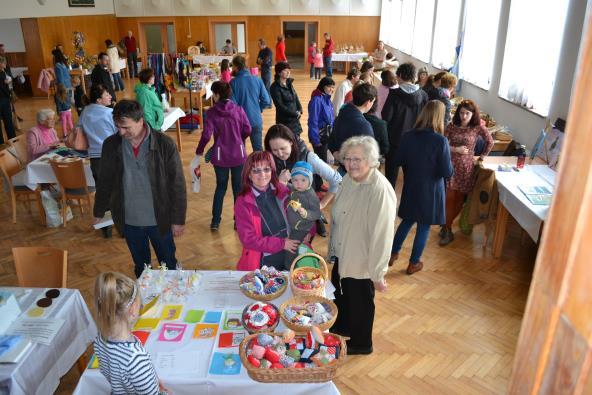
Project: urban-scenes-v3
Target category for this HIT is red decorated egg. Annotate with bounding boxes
[264,348,280,363]
[271,363,284,369]
[248,355,261,367]
[324,335,340,347]
[294,362,305,368]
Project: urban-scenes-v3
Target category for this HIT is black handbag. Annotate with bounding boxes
[319,124,332,145]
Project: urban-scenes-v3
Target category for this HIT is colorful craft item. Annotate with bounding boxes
[245,330,341,369]
[240,266,287,296]
[282,328,296,343]
[292,270,324,290]
[242,302,279,333]
[282,301,334,327]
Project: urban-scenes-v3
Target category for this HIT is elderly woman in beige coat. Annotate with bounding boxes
[329,135,397,355]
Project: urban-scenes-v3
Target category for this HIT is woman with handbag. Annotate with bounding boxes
[78,84,117,237]
[307,77,335,191]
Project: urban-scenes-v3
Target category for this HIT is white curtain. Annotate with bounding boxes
[498,0,569,116]
[411,0,435,63]
[431,0,462,70]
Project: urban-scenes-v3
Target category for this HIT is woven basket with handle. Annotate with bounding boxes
[239,331,347,383]
[289,253,328,297]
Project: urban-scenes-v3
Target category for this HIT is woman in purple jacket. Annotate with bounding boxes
[194,81,251,230]
[307,76,335,190]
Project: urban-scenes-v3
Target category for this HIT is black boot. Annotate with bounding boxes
[101,225,113,239]
[316,218,327,237]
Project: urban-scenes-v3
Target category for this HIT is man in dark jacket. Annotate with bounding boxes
[270,62,303,136]
[329,83,376,157]
[381,62,428,187]
[364,100,389,158]
[256,38,273,95]
[91,52,116,104]
[93,100,187,278]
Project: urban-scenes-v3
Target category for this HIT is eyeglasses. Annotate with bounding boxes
[342,157,365,165]
[251,167,272,175]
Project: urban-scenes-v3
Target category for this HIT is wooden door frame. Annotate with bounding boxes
[279,17,320,71]
[208,18,248,55]
[137,18,176,66]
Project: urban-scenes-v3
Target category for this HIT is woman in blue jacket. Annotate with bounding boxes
[389,100,453,275]
[307,77,335,190]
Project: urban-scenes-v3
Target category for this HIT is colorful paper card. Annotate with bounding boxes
[87,354,99,369]
[133,318,160,330]
[192,323,218,339]
[203,311,222,324]
[218,332,245,348]
[184,309,205,323]
[222,310,243,331]
[140,295,159,316]
[160,305,183,321]
[158,323,187,342]
[209,352,241,375]
[132,330,150,345]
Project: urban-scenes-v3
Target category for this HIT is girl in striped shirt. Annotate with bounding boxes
[94,272,168,394]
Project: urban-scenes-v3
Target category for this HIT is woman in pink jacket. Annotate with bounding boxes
[27,109,60,162]
[234,151,300,271]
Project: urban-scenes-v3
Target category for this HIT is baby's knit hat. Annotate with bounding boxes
[291,161,314,187]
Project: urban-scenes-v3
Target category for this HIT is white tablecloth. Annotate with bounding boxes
[331,52,369,62]
[20,152,94,190]
[486,164,556,241]
[192,55,233,64]
[10,67,28,78]
[161,107,185,132]
[0,287,97,395]
[74,270,339,395]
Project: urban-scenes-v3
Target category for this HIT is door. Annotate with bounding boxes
[304,22,319,71]
[212,22,246,54]
[145,24,164,53]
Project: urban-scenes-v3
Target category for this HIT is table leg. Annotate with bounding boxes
[492,202,509,258]
[176,119,182,152]
[80,70,86,95]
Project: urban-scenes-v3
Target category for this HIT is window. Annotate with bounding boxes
[398,0,417,54]
[431,0,462,70]
[459,0,502,89]
[498,0,569,116]
[380,0,403,49]
[411,0,435,63]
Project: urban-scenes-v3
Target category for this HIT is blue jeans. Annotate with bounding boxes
[212,164,243,225]
[112,72,125,91]
[391,219,431,264]
[323,56,333,77]
[261,67,272,95]
[250,125,263,151]
[124,224,177,278]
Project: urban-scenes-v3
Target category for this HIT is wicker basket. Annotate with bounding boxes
[279,295,338,333]
[289,253,329,297]
[238,272,288,302]
[241,302,280,334]
[239,331,347,383]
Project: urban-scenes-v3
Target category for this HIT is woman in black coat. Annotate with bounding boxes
[270,62,303,136]
[389,100,453,275]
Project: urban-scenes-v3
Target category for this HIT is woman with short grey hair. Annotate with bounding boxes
[27,108,60,162]
[329,135,397,355]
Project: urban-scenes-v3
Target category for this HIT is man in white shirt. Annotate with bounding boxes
[332,68,360,116]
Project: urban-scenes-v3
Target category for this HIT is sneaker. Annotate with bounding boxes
[439,229,454,246]
[406,261,423,275]
[210,222,220,231]
[388,253,398,267]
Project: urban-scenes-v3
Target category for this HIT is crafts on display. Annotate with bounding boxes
[239,266,288,300]
[241,302,279,334]
[281,297,336,331]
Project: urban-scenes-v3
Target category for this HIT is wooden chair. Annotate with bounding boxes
[12,247,68,288]
[49,158,95,226]
[0,149,45,225]
[8,135,28,167]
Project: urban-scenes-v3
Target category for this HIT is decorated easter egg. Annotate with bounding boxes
[311,326,325,344]
[260,359,272,369]
[282,328,295,343]
[323,335,340,347]
[271,363,284,369]
[257,333,274,346]
[248,355,261,367]
[251,344,266,359]
[286,349,301,360]
[264,348,280,363]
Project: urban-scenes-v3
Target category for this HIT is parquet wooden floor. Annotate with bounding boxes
[0,69,536,395]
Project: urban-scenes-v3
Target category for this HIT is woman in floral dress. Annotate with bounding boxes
[440,99,494,246]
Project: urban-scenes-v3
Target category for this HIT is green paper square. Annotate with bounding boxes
[184,309,205,323]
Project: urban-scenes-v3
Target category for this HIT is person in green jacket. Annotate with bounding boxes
[134,68,164,131]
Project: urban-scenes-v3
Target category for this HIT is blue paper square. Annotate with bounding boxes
[209,352,241,375]
[204,311,222,324]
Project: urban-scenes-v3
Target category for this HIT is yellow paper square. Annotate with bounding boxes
[160,305,183,320]
[134,317,160,330]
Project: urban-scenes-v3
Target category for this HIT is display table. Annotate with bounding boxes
[483,157,556,257]
[74,270,340,395]
[0,287,97,395]
[68,68,91,95]
[192,55,234,65]
[170,82,213,132]
[161,107,186,152]
[332,52,368,74]
[19,152,94,190]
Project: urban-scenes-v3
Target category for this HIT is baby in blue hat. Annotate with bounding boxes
[285,161,322,265]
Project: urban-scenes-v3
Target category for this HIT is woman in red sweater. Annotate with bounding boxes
[276,35,287,63]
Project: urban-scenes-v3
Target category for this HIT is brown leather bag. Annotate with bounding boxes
[65,126,89,151]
